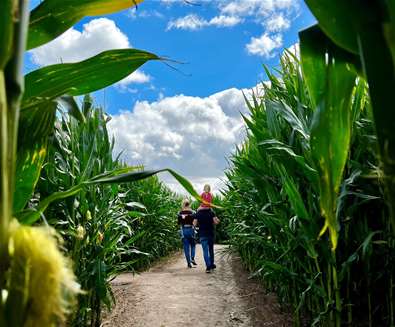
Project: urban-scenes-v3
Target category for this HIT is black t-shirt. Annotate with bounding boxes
[193,209,216,237]
[177,209,195,226]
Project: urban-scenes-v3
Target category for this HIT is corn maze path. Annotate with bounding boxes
[102,245,290,327]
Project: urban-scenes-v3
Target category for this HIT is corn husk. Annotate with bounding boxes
[5,220,80,326]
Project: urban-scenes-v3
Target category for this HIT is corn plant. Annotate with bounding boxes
[34,96,183,326]
[223,53,395,326]
[120,177,182,271]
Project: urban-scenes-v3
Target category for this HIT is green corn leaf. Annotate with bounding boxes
[277,165,309,220]
[28,0,145,50]
[13,143,47,213]
[90,168,209,206]
[58,96,85,123]
[265,100,309,141]
[17,168,210,225]
[14,96,84,215]
[0,0,15,68]
[304,0,364,55]
[23,49,159,111]
[259,139,318,186]
[300,25,357,250]
[94,259,110,309]
[17,184,84,225]
[357,20,395,232]
[299,25,361,110]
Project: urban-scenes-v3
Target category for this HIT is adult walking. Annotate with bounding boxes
[177,199,197,268]
[193,208,220,273]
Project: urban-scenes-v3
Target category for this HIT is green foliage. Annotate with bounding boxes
[28,0,145,49]
[0,0,189,325]
[303,0,395,235]
[223,55,395,326]
[301,25,358,250]
[34,97,182,326]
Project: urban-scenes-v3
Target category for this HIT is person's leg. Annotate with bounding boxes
[208,236,215,268]
[184,228,196,266]
[190,239,196,264]
[182,229,191,266]
[200,237,211,270]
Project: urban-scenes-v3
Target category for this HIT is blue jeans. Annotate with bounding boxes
[182,227,196,264]
[200,236,214,269]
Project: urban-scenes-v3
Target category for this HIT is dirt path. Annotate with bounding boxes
[102,245,290,327]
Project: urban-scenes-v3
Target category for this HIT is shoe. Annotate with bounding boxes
[188,263,192,268]
[191,260,197,266]
[211,264,216,270]
[206,268,211,273]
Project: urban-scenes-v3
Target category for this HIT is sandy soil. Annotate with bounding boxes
[102,245,291,327]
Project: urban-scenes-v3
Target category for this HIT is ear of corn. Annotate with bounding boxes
[5,220,80,327]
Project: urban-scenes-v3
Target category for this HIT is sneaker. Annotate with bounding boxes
[188,263,192,268]
[205,268,211,273]
[191,260,197,266]
[211,264,216,270]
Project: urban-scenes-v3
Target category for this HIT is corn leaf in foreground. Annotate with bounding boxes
[17,168,206,225]
[13,143,47,213]
[22,49,159,111]
[28,0,145,49]
[300,26,357,250]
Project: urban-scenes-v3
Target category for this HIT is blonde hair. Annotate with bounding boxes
[182,198,190,208]
[203,184,211,193]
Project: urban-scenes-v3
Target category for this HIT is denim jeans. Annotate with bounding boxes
[200,236,214,269]
[182,227,196,264]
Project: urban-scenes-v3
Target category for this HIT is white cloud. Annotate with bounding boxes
[246,33,283,58]
[115,71,151,92]
[209,15,243,27]
[165,0,299,58]
[220,0,296,18]
[265,14,291,32]
[167,14,242,30]
[167,14,207,30]
[30,18,130,66]
[128,8,164,19]
[107,87,250,194]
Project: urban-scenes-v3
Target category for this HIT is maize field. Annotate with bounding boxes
[221,2,395,325]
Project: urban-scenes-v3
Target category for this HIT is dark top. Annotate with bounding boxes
[177,209,195,226]
[193,209,216,237]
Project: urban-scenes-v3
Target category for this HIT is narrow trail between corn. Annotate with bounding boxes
[102,245,290,327]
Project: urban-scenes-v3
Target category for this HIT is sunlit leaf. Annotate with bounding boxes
[28,0,145,49]
[300,26,357,250]
[304,0,363,54]
[23,49,159,111]
[13,143,47,213]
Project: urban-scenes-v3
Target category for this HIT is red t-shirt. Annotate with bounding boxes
[201,192,213,207]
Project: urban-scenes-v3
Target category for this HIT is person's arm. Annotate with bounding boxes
[210,210,220,225]
[177,212,182,225]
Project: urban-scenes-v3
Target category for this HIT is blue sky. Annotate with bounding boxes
[28,0,316,193]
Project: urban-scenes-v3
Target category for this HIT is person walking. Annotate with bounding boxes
[193,207,220,273]
[177,199,197,268]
